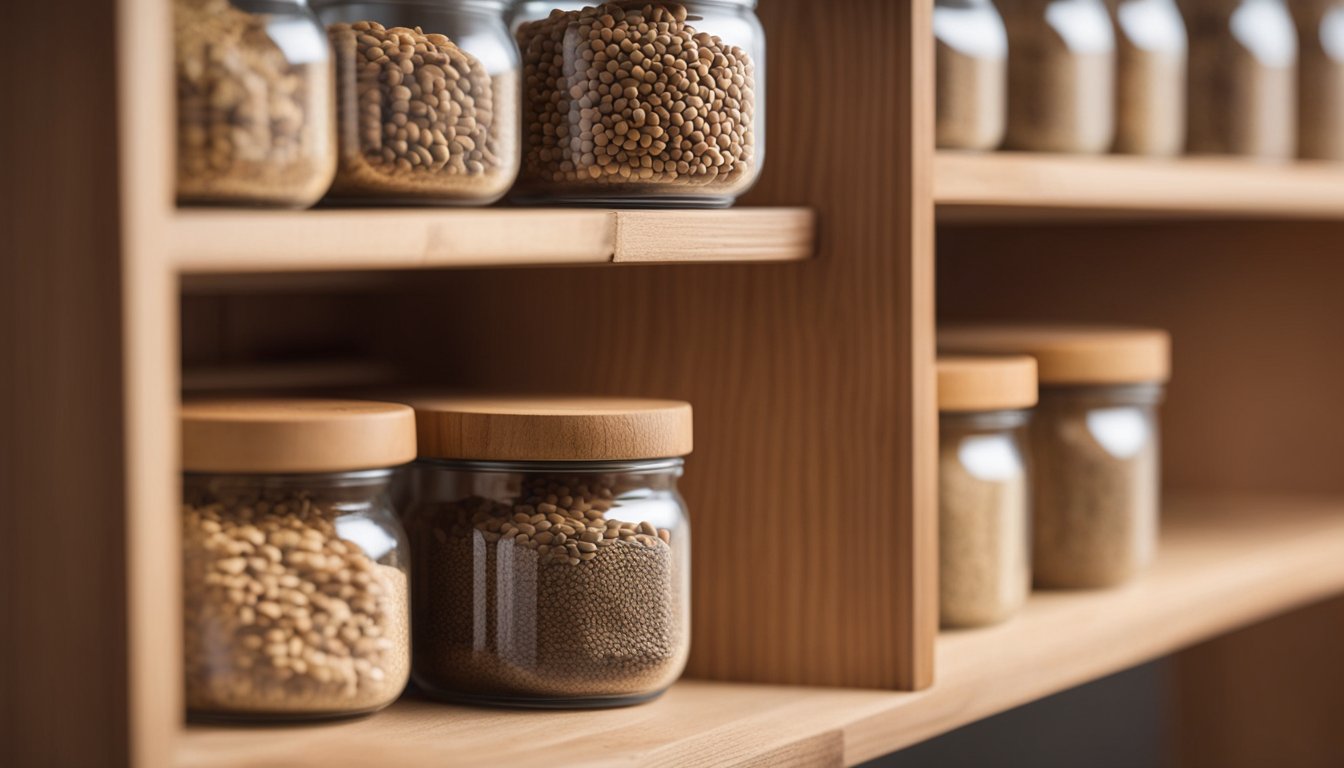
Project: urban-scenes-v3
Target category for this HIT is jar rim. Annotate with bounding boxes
[183,468,398,485]
[1039,381,1166,405]
[415,457,686,473]
[940,409,1031,430]
[312,0,511,11]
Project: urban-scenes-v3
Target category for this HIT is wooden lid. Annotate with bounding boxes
[938,355,1038,412]
[409,396,693,462]
[181,399,418,473]
[939,326,1171,385]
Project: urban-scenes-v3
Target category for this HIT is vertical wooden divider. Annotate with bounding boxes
[395,0,937,689]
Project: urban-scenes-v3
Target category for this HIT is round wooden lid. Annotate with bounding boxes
[181,399,418,474]
[409,396,694,462]
[938,355,1038,412]
[939,326,1171,385]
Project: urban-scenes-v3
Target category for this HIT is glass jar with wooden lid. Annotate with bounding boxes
[1292,0,1344,160]
[937,355,1037,628]
[935,0,1010,151]
[1108,0,1188,156]
[940,327,1171,589]
[403,396,692,708]
[180,399,416,720]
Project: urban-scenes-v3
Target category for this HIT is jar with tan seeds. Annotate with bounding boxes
[313,0,521,203]
[935,0,1010,150]
[1107,0,1188,155]
[403,396,692,707]
[941,326,1171,589]
[1292,0,1344,160]
[937,355,1037,629]
[180,399,416,720]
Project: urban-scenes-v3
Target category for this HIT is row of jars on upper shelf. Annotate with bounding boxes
[176,0,761,209]
[937,0,1343,160]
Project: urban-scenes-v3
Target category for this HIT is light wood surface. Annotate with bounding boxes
[939,325,1171,385]
[936,151,1344,220]
[172,208,815,274]
[174,494,1344,767]
[937,355,1038,412]
[408,396,693,462]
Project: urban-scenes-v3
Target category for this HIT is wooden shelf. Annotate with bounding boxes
[177,493,1344,767]
[936,152,1344,221]
[172,208,816,274]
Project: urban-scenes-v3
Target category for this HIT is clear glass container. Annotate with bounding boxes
[1293,0,1344,160]
[314,0,521,203]
[182,470,411,720]
[1108,0,1188,155]
[406,459,691,707]
[174,0,338,207]
[936,0,1010,150]
[940,409,1032,628]
[1030,383,1164,588]
[1183,0,1298,158]
[1001,0,1117,153]
[509,0,765,207]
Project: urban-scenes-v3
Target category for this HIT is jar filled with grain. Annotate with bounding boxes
[937,355,1037,629]
[403,396,692,707]
[174,0,337,207]
[1107,0,1188,155]
[312,0,521,203]
[509,1,764,207]
[180,400,416,720]
[936,0,1010,150]
[1000,0,1117,153]
[1182,0,1297,158]
[1292,0,1344,160]
[940,327,1170,589]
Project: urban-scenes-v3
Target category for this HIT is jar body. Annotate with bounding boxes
[1002,0,1117,153]
[182,470,411,720]
[1183,0,1297,158]
[940,410,1032,628]
[1294,0,1344,160]
[1109,0,1188,155]
[936,0,1010,150]
[314,0,521,204]
[1030,384,1163,588]
[407,459,690,707]
[175,0,338,207]
[510,1,764,207]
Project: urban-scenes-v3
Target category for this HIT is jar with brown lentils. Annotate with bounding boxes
[510,1,764,207]
[312,0,521,203]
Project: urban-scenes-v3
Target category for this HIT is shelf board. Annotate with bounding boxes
[177,493,1344,767]
[172,208,815,274]
[936,151,1344,221]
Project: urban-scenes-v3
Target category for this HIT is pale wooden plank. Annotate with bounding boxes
[613,209,815,263]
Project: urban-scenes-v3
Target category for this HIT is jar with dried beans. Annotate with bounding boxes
[1292,0,1344,160]
[935,0,1010,150]
[1107,0,1188,155]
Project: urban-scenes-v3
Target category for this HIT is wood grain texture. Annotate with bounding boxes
[172,208,814,274]
[377,0,937,690]
[937,151,1344,220]
[174,494,1344,768]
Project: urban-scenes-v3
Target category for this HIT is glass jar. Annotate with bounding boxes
[1001,0,1117,153]
[509,1,764,207]
[403,396,693,707]
[180,400,417,720]
[935,0,1010,150]
[1183,0,1298,158]
[940,326,1171,589]
[1108,0,1188,155]
[174,0,337,207]
[937,356,1037,629]
[313,0,521,203]
[1293,0,1344,160]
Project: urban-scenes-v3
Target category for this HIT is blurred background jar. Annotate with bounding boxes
[936,0,1010,150]
[1292,0,1344,160]
[313,0,521,204]
[1107,0,1188,155]
[1181,0,1297,158]
[174,0,337,207]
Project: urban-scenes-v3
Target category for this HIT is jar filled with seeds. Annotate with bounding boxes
[509,1,764,207]
[1000,0,1117,153]
[935,0,1009,151]
[1182,0,1297,158]
[312,0,521,203]
[940,327,1170,589]
[403,396,692,707]
[174,0,337,207]
[180,399,417,720]
[1107,0,1188,155]
[1292,0,1344,160]
[937,355,1037,629]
